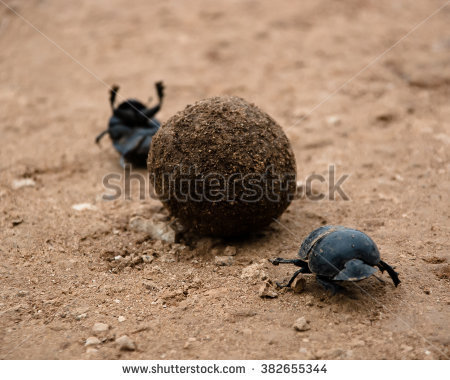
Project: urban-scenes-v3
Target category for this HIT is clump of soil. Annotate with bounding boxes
[148,96,297,237]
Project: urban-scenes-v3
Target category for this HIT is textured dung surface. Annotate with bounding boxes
[148,96,297,236]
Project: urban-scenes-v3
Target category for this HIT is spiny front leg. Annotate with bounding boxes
[377,260,400,287]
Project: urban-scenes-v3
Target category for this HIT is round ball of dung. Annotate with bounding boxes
[148,96,297,237]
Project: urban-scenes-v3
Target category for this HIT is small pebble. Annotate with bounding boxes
[86,348,98,355]
[72,203,97,211]
[214,255,234,266]
[326,115,341,126]
[223,246,237,256]
[401,344,413,352]
[241,263,268,281]
[12,178,35,189]
[259,281,278,298]
[116,335,136,351]
[374,110,396,123]
[183,337,197,349]
[11,218,23,226]
[142,255,154,263]
[92,322,109,333]
[75,313,87,320]
[242,328,253,335]
[85,337,101,346]
[351,339,365,347]
[293,317,310,332]
[292,278,306,293]
[129,216,175,243]
[118,316,126,323]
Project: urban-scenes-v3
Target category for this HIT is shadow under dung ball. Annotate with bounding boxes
[148,96,297,237]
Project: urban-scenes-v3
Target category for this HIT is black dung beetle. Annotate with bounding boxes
[95,81,164,167]
[270,225,400,294]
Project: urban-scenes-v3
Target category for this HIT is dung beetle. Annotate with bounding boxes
[270,225,400,294]
[95,81,164,167]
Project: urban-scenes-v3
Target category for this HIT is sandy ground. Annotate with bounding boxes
[0,0,449,359]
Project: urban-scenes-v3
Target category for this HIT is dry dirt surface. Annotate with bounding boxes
[0,0,449,360]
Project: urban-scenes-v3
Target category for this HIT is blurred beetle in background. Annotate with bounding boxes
[96,81,164,167]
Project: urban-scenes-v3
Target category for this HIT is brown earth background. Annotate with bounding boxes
[0,0,449,359]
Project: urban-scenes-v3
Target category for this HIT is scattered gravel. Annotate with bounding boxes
[259,281,278,298]
[223,246,237,256]
[11,218,24,226]
[116,335,136,351]
[75,313,87,320]
[293,317,310,332]
[85,337,101,346]
[12,178,36,189]
[72,203,97,211]
[241,262,268,281]
[326,115,341,126]
[142,255,154,263]
[214,255,234,266]
[292,278,306,293]
[129,216,175,243]
[92,322,109,333]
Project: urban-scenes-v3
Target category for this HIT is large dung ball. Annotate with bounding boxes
[148,96,296,237]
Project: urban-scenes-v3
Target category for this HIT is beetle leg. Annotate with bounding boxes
[270,258,310,270]
[316,276,345,295]
[155,81,164,101]
[95,130,109,144]
[275,268,309,288]
[144,105,161,121]
[143,82,165,119]
[373,274,385,284]
[110,85,119,111]
[377,260,400,287]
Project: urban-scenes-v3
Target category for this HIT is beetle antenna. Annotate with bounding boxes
[110,85,120,110]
